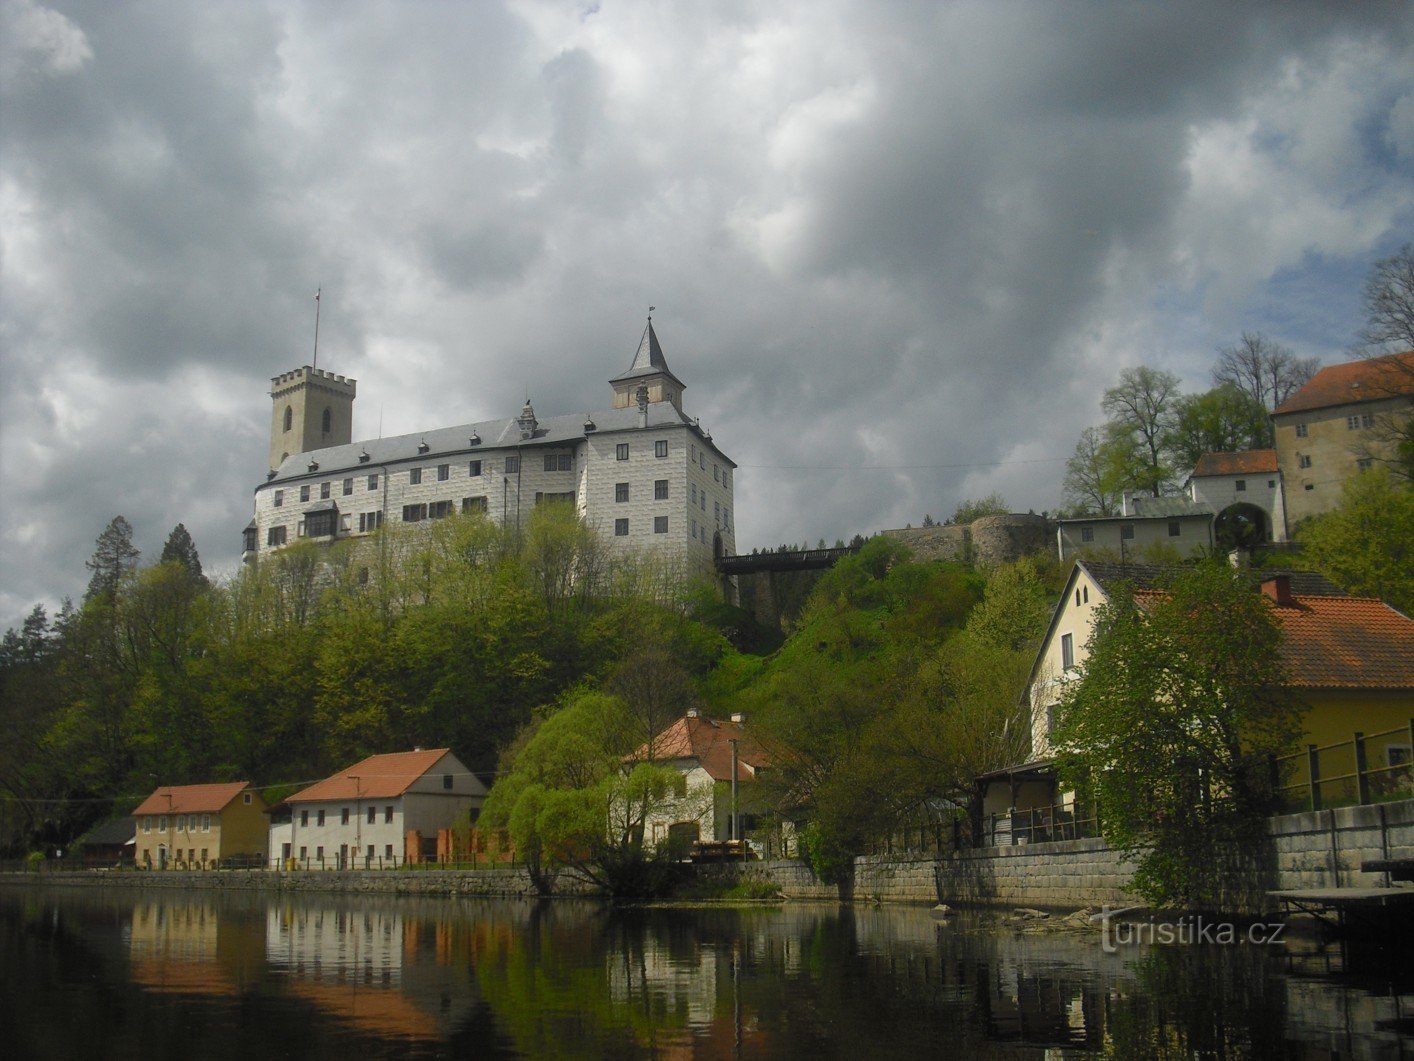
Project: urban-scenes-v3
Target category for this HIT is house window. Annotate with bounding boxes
[463,496,488,514]
[300,485,310,502]
[443,774,453,790]
[1295,423,1308,438]
[202,814,211,832]
[316,846,324,861]
[320,482,331,500]
[403,503,427,522]
[367,807,376,824]
[469,460,482,477]
[1080,526,1093,543]
[1061,633,1075,670]
[200,848,208,863]
[505,456,520,474]
[300,810,309,827]
[267,526,287,547]
[1075,589,1081,607]
[615,443,630,461]
[306,509,336,537]
[655,480,668,500]
[1120,524,1134,540]
[342,478,353,496]
[158,815,167,832]
[615,519,629,536]
[429,500,454,519]
[368,474,379,490]
[1304,484,1314,491]
[1347,415,1361,430]
[143,817,151,834]
[1357,458,1373,472]
[535,491,575,505]
[655,440,668,458]
[1168,521,1181,537]
[438,464,450,481]
[409,468,422,485]
[1299,454,1312,469]
[1268,479,1276,488]
[1235,479,1246,492]
[299,846,307,860]
[385,844,394,860]
[1082,586,1089,604]
[273,489,284,508]
[654,516,668,534]
[544,453,571,471]
[384,806,393,824]
[359,512,383,532]
[317,810,325,826]
[341,808,350,825]
[615,482,630,502]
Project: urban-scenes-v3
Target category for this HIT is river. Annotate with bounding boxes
[1,883,1409,1058]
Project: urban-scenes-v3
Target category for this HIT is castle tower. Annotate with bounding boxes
[268,366,357,473]
[610,318,685,413]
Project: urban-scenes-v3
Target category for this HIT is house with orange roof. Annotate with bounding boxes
[1185,449,1288,544]
[628,710,770,855]
[133,782,269,869]
[268,748,485,869]
[1272,350,1414,525]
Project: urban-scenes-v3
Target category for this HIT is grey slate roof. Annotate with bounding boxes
[76,816,135,847]
[1082,561,1347,597]
[610,320,683,385]
[1060,497,1213,522]
[267,401,726,485]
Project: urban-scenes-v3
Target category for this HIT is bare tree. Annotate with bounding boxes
[1358,243,1414,354]
[1101,366,1181,496]
[1212,332,1320,416]
[1063,426,1120,516]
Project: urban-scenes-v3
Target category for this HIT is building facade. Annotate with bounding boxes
[1185,449,1287,544]
[244,320,737,584]
[133,782,269,869]
[1054,494,1214,563]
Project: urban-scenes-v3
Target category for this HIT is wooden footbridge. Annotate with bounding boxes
[716,544,860,575]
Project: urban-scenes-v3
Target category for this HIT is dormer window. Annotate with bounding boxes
[468,432,481,446]
[358,450,370,463]
[418,439,430,454]
[308,460,319,472]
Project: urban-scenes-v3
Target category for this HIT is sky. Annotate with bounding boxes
[2,0,1412,630]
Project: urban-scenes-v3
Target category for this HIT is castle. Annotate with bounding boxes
[243,319,737,582]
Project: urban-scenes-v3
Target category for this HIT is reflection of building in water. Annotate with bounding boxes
[605,935,721,1028]
[265,901,480,1041]
[127,898,265,996]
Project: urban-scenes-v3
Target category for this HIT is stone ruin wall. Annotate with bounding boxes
[882,513,1051,566]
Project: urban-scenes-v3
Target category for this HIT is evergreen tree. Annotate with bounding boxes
[84,516,139,604]
[160,523,207,586]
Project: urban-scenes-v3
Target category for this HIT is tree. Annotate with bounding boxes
[951,494,1008,525]
[1100,366,1182,496]
[84,517,140,604]
[1167,385,1270,470]
[1063,426,1123,516]
[1212,332,1319,422]
[1358,243,1414,354]
[1051,564,1299,908]
[1296,467,1414,615]
[159,524,207,586]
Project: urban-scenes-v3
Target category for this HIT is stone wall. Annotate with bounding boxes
[1269,800,1414,891]
[881,514,1052,567]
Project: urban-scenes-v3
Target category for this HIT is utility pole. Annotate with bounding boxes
[729,739,740,847]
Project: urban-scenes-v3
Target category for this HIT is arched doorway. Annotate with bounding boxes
[1214,502,1268,551]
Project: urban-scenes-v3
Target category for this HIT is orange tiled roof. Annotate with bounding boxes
[1271,596,1414,689]
[285,749,453,803]
[1273,351,1414,415]
[630,715,768,782]
[134,782,255,816]
[1190,450,1278,477]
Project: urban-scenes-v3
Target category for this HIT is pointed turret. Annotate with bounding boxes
[610,317,685,412]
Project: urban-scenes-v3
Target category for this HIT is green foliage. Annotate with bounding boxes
[1168,385,1269,470]
[1296,467,1414,614]
[951,494,1008,525]
[1051,563,1299,908]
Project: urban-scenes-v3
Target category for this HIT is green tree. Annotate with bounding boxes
[1063,426,1123,516]
[951,494,1008,525]
[1296,467,1414,614]
[1101,366,1182,496]
[1051,564,1299,908]
[1167,384,1270,470]
[84,516,140,605]
[159,523,208,587]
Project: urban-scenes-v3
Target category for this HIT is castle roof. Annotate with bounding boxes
[1190,450,1278,477]
[610,319,684,386]
[1272,351,1414,416]
[265,401,734,486]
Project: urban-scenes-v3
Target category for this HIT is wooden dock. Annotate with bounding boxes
[1269,886,1414,934]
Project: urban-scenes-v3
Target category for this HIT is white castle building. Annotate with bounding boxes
[243,319,737,582]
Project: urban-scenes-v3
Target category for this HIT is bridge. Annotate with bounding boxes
[715,544,860,575]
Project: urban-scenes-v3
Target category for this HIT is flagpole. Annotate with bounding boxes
[313,287,321,370]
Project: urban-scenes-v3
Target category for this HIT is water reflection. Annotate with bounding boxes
[0,884,1409,1059]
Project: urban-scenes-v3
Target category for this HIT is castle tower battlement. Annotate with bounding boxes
[269,365,357,473]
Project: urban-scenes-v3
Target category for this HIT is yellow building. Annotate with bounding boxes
[133,782,269,869]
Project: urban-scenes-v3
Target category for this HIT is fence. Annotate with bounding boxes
[977,804,1100,848]
[1276,720,1414,813]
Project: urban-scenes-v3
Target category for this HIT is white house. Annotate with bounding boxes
[268,748,485,869]
[1055,494,1214,562]
[1185,449,1287,544]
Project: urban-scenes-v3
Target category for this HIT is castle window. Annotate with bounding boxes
[402,504,427,522]
[283,406,292,432]
[357,567,369,585]
[1235,479,1246,492]
[505,456,520,474]
[429,501,453,519]
[342,478,353,496]
[321,408,331,433]
[691,445,697,461]
[320,482,331,500]
[699,452,706,469]
[714,464,719,482]
[655,440,668,458]
[654,516,668,534]
[700,493,706,511]
[544,453,572,472]
[358,512,383,532]
[409,468,422,485]
[615,482,629,502]
[723,471,730,490]
[690,484,697,504]
[723,507,730,528]
[267,526,287,547]
[462,496,488,514]
[1298,455,1312,469]
[274,490,284,507]
[655,480,668,499]
[691,519,697,538]
[616,444,629,461]
[306,510,336,537]
[300,485,310,502]
[615,519,629,536]
[714,501,720,521]
[437,464,450,481]
[243,525,257,553]
[368,474,379,490]
[1295,423,1308,438]
[469,460,482,477]
[535,492,574,505]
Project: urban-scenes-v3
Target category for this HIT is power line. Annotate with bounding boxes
[735,456,1069,472]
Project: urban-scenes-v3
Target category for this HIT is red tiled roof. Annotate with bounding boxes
[1272,351,1414,415]
[630,715,768,782]
[1270,596,1414,689]
[134,782,256,816]
[286,749,454,803]
[1190,450,1277,477]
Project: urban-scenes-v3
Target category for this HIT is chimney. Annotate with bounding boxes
[1261,575,1294,606]
[685,708,700,719]
[1120,490,1134,517]
[730,712,745,725]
